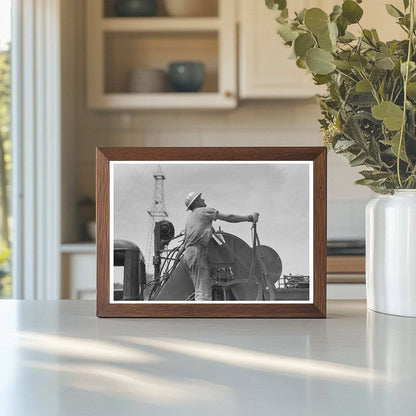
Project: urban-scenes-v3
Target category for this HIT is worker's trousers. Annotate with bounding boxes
[183,245,211,301]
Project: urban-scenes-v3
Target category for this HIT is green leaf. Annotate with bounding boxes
[403,0,410,10]
[369,136,381,162]
[385,4,404,18]
[306,48,335,75]
[342,0,363,24]
[371,29,380,42]
[349,92,377,107]
[360,170,391,180]
[296,57,307,69]
[277,23,299,42]
[334,139,355,152]
[266,0,287,11]
[375,56,395,70]
[362,29,375,44]
[372,101,404,130]
[401,61,416,76]
[280,8,289,19]
[294,33,315,57]
[356,178,376,185]
[317,23,338,52]
[330,5,343,22]
[318,31,334,52]
[407,82,416,99]
[313,74,332,85]
[328,21,338,45]
[350,53,368,69]
[382,132,409,162]
[350,152,368,167]
[333,59,353,70]
[295,8,307,22]
[356,79,372,92]
[304,8,329,35]
[339,31,356,42]
[336,15,348,36]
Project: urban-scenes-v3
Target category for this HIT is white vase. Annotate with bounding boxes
[366,190,416,317]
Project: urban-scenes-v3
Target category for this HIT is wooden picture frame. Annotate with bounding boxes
[96,147,327,318]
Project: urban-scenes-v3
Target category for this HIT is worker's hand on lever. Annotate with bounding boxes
[249,212,259,223]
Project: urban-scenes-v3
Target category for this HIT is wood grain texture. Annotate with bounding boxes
[96,147,327,318]
[327,256,365,274]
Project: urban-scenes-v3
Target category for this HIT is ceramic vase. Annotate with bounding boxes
[366,190,416,317]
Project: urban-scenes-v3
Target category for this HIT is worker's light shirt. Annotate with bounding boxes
[184,207,218,248]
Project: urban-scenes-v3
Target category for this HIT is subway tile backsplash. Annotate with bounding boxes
[73,101,374,241]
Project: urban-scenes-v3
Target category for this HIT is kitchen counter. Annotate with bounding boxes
[0,300,415,415]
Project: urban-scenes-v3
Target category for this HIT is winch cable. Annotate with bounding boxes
[214,234,264,300]
[249,229,264,301]
[251,223,276,301]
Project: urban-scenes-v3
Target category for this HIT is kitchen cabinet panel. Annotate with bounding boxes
[238,0,404,99]
[239,0,323,99]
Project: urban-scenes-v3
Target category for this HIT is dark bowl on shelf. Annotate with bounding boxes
[168,62,205,93]
[114,0,158,17]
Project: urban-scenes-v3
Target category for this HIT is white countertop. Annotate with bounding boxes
[0,300,415,415]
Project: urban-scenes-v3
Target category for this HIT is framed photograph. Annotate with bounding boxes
[96,147,327,318]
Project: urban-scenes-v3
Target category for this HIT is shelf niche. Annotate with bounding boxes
[103,0,219,18]
[104,31,219,94]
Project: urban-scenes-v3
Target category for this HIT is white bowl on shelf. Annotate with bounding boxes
[164,0,217,17]
[127,68,167,93]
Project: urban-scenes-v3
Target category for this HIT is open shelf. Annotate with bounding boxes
[86,0,236,109]
[101,18,220,32]
[90,92,235,109]
[104,31,218,94]
[103,0,219,18]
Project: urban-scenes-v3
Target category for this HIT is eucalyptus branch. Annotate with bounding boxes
[267,0,416,193]
[358,69,381,104]
[334,68,358,83]
[397,0,415,188]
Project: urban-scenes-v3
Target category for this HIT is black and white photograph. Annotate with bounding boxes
[110,161,313,303]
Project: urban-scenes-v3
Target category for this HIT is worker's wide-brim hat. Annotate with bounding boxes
[185,192,202,210]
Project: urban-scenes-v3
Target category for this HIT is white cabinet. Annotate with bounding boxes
[86,0,237,109]
[61,244,96,300]
[239,0,321,99]
[238,0,404,99]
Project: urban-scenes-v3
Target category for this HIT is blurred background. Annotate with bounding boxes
[1,0,404,301]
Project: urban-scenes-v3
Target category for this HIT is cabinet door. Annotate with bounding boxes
[238,0,404,99]
[239,0,320,99]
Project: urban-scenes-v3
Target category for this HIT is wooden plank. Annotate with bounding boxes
[101,17,221,32]
[327,274,366,284]
[327,256,365,274]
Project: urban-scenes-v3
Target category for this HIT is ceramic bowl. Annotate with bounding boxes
[168,62,205,93]
[127,68,167,93]
[114,0,158,17]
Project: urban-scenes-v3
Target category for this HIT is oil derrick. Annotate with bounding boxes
[145,165,168,269]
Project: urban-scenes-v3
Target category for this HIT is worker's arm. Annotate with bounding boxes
[217,212,259,223]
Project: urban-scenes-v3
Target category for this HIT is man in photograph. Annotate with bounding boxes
[182,191,259,301]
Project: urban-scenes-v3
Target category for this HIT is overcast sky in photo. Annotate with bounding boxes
[113,162,311,279]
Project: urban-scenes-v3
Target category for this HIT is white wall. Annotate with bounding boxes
[61,0,374,243]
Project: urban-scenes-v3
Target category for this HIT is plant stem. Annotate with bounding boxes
[334,68,357,83]
[397,0,415,188]
[358,69,380,104]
